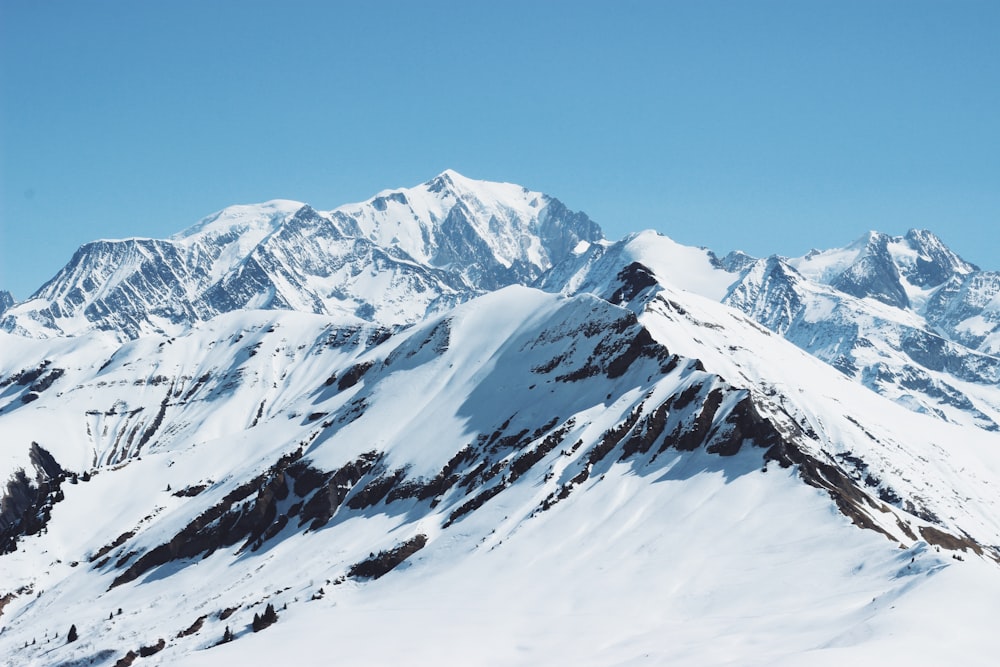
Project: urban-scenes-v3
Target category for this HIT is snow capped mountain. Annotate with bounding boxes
[728,231,1000,431]
[1,174,999,665]
[790,229,978,306]
[329,169,602,290]
[0,172,602,340]
[545,227,1000,432]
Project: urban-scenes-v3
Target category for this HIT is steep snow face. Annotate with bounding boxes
[727,270,1000,431]
[722,256,812,336]
[0,172,603,340]
[893,229,979,288]
[3,238,215,339]
[0,201,313,339]
[637,284,1000,548]
[171,199,308,285]
[924,271,1000,355]
[544,243,1000,547]
[1,282,998,666]
[173,200,305,244]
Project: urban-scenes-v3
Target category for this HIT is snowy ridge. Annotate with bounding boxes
[538,230,735,301]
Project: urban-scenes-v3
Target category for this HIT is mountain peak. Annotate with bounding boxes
[426,167,465,188]
[424,168,498,193]
[172,199,307,243]
[899,228,979,283]
[845,230,890,251]
[421,169,537,208]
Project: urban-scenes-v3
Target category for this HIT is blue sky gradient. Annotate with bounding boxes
[2,0,998,299]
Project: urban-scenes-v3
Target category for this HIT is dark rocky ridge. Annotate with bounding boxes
[0,443,66,553]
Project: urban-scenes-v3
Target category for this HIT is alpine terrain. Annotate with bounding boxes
[1,172,998,666]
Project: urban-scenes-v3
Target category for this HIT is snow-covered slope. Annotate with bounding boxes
[0,172,602,340]
[2,284,999,665]
[1,175,999,665]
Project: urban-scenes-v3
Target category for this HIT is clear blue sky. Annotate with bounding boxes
[2,1,998,299]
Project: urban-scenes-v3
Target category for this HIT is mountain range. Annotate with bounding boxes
[1,172,998,666]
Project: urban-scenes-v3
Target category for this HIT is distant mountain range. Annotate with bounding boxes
[1,170,601,339]
[1,172,998,665]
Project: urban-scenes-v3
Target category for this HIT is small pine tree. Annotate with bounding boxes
[263,602,278,625]
[252,603,278,632]
[67,624,78,643]
[222,626,233,643]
